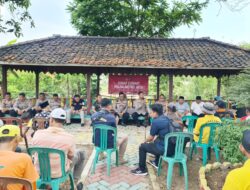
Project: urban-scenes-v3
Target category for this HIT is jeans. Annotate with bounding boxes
[71,150,85,182]
[132,112,148,125]
[139,142,175,171]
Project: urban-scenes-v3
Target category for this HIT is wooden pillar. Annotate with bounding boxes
[168,73,173,102]
[35,71,40,98]
[1,66,7,97]
[156,74,160,100]
[86,73,92,114]
[217,77,221,97]
[96,74,100,95]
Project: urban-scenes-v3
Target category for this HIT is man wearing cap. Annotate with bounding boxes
[223,130,250,190]
[193,102,221,143]
[31,108,85,190]
[0,125,38,190]
[91,98,128,164]
[175,96,190,118]
[191,96,205,117]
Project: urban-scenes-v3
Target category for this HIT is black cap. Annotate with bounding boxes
[216,100,226,109]
[196,96,202,100]
[242,130,250,153]
[101,98,112,107]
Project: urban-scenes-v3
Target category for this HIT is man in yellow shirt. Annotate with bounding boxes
[223,130,250,190]
[193,102,221,143]
[0,125,38,190]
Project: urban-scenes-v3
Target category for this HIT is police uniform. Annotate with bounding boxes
[49,99,61,111]
[13,98,32,116]
[156,101,168,114]
[66,99,85,125]
[114,99,130,125]
[132,98,149,126]
[0,99,16,117]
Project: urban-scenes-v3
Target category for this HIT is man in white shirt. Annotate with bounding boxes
[191,96,205,117]
[175,96,190,118]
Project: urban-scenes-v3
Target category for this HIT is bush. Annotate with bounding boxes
[216,123,250,163]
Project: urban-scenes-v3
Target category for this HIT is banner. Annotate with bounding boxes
[109,75,148,94]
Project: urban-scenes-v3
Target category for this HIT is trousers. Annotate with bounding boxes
[66,110,84,124]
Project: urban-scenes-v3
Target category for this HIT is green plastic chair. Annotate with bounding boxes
[189,122,222,166]
[182,115,198,133]
[157,132,193,190]
[28,147,74,190]
[92,124,119,176]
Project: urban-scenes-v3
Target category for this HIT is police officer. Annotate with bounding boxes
[13,93,32,117]
[91,98,128,164]
[92,94,102,113]
[114,92,130,126]
[49,94,61,111]
[0,92,16,117]
[31,92,49,116]
[132,91,149,127]
[66,94,85,126]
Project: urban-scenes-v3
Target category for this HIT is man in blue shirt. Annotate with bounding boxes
[91,98,128,164]
[131,104,175,176]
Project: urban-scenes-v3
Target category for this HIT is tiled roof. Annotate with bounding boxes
[0,35,249,69]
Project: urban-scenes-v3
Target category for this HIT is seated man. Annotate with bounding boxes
[214,100,235,119]
[156,94,168,114]
[13,93,32,117]
[193,102,221,143]
[0,125,38,190]
[241,107,250,121]
[49,93,61,111]
[66,95,85,126]
[131,104,175,175]
[0,92,16,117]
[191,96,205,117]
[91,98,128,164]
[223,130,250,190]
[132,91,149,127]
[92,94,102,113]
[32,92,49,116]
[175,96,190,118]
[31,108,84,190]
[114,92,130,126]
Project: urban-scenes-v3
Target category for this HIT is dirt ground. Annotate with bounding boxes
[206,168,229,190]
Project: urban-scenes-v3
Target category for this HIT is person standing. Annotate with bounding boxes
[114,92,130,126]
[132,91,149,127]
[131,104,175,175]
[175,96,190,118]
[13,93,32,117]
[91,98,128,164]
[0,125,39,190]
[156,94,168,114]
[31,108,85,190]
[223,130,250,190]
[66,95,85,126]
[49,93,61,111]
[191,96,205,117]
[0,92,16,117]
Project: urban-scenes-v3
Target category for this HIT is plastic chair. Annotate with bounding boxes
[189,122,222,166]
[157,132,193,190]
[182,115,198,133]
[0,176,33,190]
[92,124,119,176]
[28,147,74,190]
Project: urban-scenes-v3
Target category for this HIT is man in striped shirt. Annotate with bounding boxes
[31,108,84,190]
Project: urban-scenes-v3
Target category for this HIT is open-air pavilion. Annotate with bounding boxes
[0,35,249,112]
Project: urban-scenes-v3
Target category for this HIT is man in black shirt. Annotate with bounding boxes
[66,95,86,126]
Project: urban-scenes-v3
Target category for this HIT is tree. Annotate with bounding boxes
[0,0,34,37]
[67,0,208,37]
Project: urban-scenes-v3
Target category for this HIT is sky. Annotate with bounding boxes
[0,0,250,46]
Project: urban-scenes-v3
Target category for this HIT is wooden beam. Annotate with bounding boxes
[156,74,160,100]
[96,74,100,95]
[35,71,40,98]
[169,73,173,102]
[217,77,221,97]
[86,74,92,114]
[1,66,7,97]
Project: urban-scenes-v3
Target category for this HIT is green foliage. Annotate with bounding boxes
[67,0,207,37]
[0,0,34,37]
[216,123,250,163]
